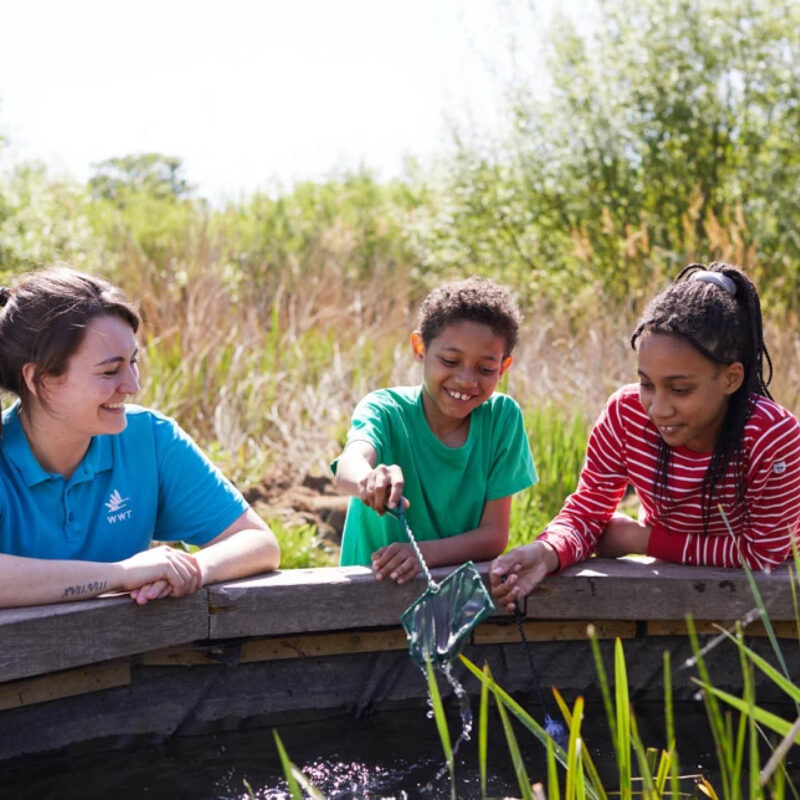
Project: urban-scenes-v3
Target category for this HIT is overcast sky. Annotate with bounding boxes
[0,0,594,202]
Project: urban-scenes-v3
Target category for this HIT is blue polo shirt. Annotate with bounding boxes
[0,403,248,561]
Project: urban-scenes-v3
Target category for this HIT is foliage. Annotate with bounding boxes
[216,168,422,303]
[510,404,590,549]
[0,163,104,277]
[89,153,194,203]
[267,517,337,570]
[273,608,800,798]
[408,0,800,314]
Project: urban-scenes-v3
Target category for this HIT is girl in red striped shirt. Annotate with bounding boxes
[492,262,800,611]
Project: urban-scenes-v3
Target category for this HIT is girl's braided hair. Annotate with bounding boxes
[630,262,773,532]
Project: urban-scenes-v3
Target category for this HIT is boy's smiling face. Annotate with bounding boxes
[412,319,511,441]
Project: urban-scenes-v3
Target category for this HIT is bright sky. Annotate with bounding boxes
[0,0,593,203]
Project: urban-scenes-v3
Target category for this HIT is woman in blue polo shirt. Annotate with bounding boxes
[0,267,280,608]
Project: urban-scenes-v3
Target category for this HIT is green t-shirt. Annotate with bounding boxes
[333,386,537,566]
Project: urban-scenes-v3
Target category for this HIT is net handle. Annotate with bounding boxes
[387,502,438,591]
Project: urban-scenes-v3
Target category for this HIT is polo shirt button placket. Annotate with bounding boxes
[64,488,81,542]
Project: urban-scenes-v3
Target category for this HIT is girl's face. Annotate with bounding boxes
[31,314,140,441]
[637,332,743,452]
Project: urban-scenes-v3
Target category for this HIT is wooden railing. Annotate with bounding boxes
[0,557,795,762]
[2,557,793,684]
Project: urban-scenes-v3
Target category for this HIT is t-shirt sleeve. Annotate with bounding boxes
[537,391,630,570]
[486,397,537,500]
[330,391,388,475]
[151,414,248,546]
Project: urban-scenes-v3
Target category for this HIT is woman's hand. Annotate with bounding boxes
[371,542,420,583]
[490,541,559,612]
[119,545,203,605]
[596,513,651,558]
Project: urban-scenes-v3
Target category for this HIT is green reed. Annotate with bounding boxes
[267,594,800,799]
[266,518,338,570]
[426,657,458,800]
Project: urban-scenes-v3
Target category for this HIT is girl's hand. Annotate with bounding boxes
[490,541,559,612]
[119,545,203,605]
[371,542,420,584]
[596,513,651,558]
[358,464,408,515]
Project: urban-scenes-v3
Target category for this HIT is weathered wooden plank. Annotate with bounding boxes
[143,629,411,666]
[522,557,795,621]
[0,592,208,683]
[0,558,793,687]
[208,558,796,638]
[647,619,798,638]
[473,619,636,644]
[142,620,635,667]
[0,660,131,711]
[208,566,432,638]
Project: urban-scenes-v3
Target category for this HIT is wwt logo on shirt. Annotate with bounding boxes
[105,489,132,523]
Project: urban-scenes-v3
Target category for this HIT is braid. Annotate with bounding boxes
[631,262,772,533]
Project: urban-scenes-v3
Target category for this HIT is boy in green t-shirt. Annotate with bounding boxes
[332,276,536,582]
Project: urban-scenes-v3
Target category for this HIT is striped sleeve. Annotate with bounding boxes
[647,404,800,569]
[537,390,630,570]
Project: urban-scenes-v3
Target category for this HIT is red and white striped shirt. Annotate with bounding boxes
[538,384,800,570]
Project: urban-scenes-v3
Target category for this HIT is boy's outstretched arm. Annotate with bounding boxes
[333,441,407,515]
[490,540,560,612]
[372,496,513,584]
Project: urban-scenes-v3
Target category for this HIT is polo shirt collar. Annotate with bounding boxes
[2,403,113,487]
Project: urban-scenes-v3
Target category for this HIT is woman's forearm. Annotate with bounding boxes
[0,545,205,610]
[0,554,126,609]
[195,526,280,586]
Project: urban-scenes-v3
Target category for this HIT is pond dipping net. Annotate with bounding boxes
[388,503,567,751]
[387,505,495,667]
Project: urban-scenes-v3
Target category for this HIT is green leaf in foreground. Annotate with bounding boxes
[479,662,490,799]
[425,657,456,800]
[273,730,304,800]
[491,667,535,800]
[695,681,800,742]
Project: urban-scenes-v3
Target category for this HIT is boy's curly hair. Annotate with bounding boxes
[418,276,521,356]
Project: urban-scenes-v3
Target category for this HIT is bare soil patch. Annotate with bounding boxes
[243,469,348,543]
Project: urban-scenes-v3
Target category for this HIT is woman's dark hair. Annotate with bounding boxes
[0,267,140,429]
[630,262,772,532]
[418,276,521,357]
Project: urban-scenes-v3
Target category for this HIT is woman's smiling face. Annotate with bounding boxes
[33,314,140,440]
[637,332,743,452]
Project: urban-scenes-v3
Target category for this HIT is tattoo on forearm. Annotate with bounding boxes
[63,581,108,598]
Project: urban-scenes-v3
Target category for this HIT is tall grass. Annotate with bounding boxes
[510,405,589,548]
[2,168,799,564]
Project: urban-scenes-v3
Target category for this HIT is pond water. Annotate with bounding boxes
[0,696,733,800]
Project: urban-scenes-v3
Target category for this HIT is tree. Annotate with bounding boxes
[89,153,194,204]
[410,0,800,310]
